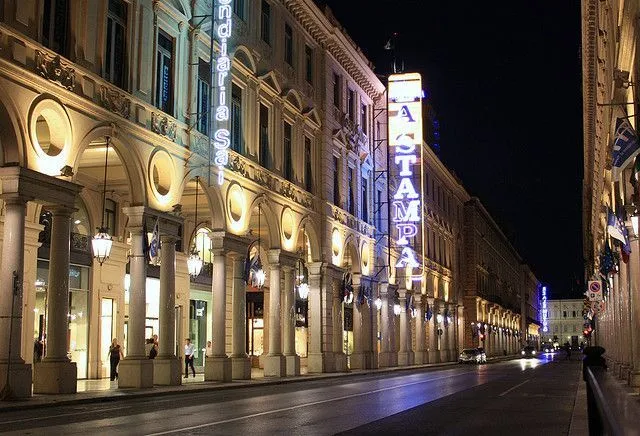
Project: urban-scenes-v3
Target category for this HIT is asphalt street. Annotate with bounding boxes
[0,354,582,435]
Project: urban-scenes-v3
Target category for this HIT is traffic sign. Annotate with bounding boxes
[587,281,603,301]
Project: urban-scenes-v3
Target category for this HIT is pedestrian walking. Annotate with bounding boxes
[184,338,196,378]
[109,338,124,381]
[205,340,213,358]
[149,334,158,359]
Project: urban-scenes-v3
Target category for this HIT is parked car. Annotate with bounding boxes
[521,346,537,358]
[459,348,487,364]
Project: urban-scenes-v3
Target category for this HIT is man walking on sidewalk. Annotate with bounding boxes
[184,338,196,378]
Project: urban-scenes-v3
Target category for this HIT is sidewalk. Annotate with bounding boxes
[0,359,466,413]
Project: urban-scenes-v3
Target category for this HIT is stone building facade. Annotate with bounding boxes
[0,0,538,399]
[582,0,640,387]
[540,299,585,345]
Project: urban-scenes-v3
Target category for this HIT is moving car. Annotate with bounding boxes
[543,344,556,353]
[458,348,487,364]
[521,345,537,358]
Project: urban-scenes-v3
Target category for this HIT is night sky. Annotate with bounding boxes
[321,0,583,298]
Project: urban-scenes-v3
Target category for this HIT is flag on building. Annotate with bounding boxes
[607,209,626,243]
[613,117,640,168]
[599,241,616,276]
[148,218,160,265]
[621,225,632,263]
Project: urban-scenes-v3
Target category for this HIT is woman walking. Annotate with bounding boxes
[109,338,124,381]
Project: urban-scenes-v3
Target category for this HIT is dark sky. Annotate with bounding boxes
[321,0,583,299]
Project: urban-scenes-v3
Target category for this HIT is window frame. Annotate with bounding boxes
[261,0,271,45]
[284,23,293,66]
[155,29,175,115]
[104,0,128,89]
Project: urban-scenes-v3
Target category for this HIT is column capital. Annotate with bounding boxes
[0,192,32,205]
[47,204,76,217]
[160,233,178,244]
[267,248,281,265]
[308,261,325,276]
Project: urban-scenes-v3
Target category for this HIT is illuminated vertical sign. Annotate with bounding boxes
[212,1,233,185]
[388,73,424,279]
[541,286,548,333]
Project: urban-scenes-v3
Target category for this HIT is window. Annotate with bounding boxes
[231,84,243,153]
[347,89,355,122]
[259,104,271,169]
[361,175,369,223]
[284,23,293,65]
[360,103,367,133]
[304,137,313,192]
[572,311,577,318]
[305,45,313,84]
[375,188,383,230]
[333,73,341,110]
[104,199,117,237]
[563,311,567,318]
[105,0,127,89]
[196,59,210,135]
[156,30,174,115]
[348,166,355,215]
[42,0,69,56]
[261,0,271,44]
[283,122,293,181]
[333,156,340,206]
[232,0,245,20]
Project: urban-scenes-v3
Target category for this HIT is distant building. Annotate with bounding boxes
[541,299,585,346]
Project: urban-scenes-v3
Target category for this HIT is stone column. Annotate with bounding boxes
[397,290,414,365]
[264,249,285,376]
[205,240,231,381]
[34,206,77,394]
[427,297,438,363]
[333,278,347,371]
[350,275,366,369]
[282,264,300,376]
[117,207,153,388]
[414,294,425,364]
[618,261,630,379]
[628,237,640,388]
[154,234,181,385]
[611,274,621,373]
[307,262,330,373]
[231,253,251,379]
[378,284,396,367]
[0,195,32,398]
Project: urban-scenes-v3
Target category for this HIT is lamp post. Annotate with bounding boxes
[92,136,113,264]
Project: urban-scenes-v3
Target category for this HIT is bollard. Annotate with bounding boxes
[582,346,606,436]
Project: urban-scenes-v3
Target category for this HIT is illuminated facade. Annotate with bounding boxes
[582,0,640,387]
[462,198,538,356]
[0,0,538,399]
[541,299,585,345]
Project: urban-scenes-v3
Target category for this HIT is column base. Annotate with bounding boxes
[619,364,630,380]
[378,352,398,368]
[232,356,252,380]
[0,362,32,399]
[350,352,367,370]
[414,351,426,365]
[307,352,334,373]
[441,350,451,362]
[263,354,286,377]
[33,360,76,394]
[335,352,347,372]
[118,358,153,388]
[398,351,415,366]
[285,354,300,376]
[205,356,232,382]
[628,370,640,388]
[153,357,182,386]
[428,350,440,364]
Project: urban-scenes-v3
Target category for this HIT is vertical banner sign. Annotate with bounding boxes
[388,73,424,281]
[212,0,232,185]
[541,286,548,333]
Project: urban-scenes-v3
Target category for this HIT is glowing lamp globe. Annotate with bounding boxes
[92,230,113,265]
[187,252,203,278]
[298,282,310,300]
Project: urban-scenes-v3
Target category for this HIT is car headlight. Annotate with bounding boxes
[521,350,525,355]
[532,350,536,355]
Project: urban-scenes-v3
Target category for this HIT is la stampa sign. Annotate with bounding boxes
[388,73,424,280]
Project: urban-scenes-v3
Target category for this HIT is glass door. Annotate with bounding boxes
[100,298,116,378]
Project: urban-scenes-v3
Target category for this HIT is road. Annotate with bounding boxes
[0,354,581,435]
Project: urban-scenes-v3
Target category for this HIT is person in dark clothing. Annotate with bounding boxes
[109,338,124,381]
[33,338,44,363]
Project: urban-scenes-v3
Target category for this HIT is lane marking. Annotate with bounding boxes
[146,372,471,436]
[499,379,529,397]
[0,405,128,425]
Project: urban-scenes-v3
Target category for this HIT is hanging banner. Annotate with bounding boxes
[388,73,424,281]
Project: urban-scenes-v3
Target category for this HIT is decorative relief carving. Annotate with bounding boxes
[99,85,131,119]
[228,155,249,178]
[151,112,177,140]
[35,49,76,91]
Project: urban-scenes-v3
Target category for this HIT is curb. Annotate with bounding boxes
[0,360,465,413]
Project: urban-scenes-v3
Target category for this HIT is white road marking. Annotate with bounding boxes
[145,372,469,436]
[0,405,128,425]
[499,379,529,397]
